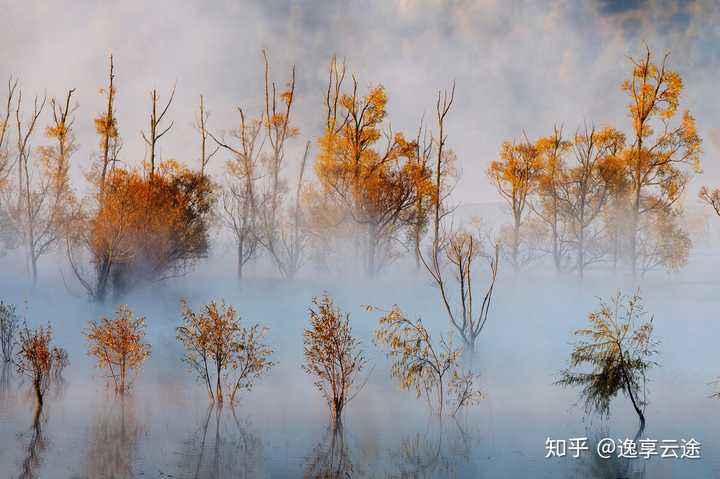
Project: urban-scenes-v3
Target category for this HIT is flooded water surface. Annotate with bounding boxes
[1,256,719,478]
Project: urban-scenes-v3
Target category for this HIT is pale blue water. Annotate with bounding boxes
[0,252,719,478]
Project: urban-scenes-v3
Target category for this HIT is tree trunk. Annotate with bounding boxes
[237,240,244,280]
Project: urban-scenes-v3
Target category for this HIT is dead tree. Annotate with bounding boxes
[141,86,175,178]
[416,83,499,353]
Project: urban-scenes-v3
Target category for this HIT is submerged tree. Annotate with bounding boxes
[556,291,657,435]
[373,306,482,417]
[177,299,274,403]
[15,323,68,407]
[303,293,367,422]
[85,304,151,394]
[0,300,19,362]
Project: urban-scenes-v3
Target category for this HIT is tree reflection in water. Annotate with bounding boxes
[177,402,264,478]
[83,394,142,479]
[571,429,646,479]
[304,420,357,479]
[18,403,47,479]
[301,417,476,478]
[0,361,12,404]
[389,418,477,479]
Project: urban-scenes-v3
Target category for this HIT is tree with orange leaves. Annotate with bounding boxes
[176,299,274,403]
[487,138,543,271]
[68,161,213,300]
[315,57,425,276]
[16,323,68,407]
[556,126,625,278]
[531,126,572,272]
[303,293,366,423]
[85,304,151,394]
[621,46,701,276]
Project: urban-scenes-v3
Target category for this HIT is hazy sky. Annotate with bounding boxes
[1,0,718,203]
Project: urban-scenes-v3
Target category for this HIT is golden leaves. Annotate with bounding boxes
[85,305,151,393]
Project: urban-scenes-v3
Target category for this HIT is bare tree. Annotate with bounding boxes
[212,108,263,280]
[0,77,18,196]
[141,86,175,178]
[416,84,499,353]
[12,88,76,284]
[195,95,219,178]
[95,54,120,199]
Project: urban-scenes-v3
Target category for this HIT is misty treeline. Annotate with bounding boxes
[489,46,706,278]
[0,46,714,302]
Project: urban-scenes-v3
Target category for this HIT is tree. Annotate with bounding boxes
[556,291,657,436]
[635,209,690,277]
[302,293,367,422]
[11,88,76,284]
[195,95,219,178]
[699,186,720,217]
[487,137,543,271]
[531,126,572,273]
[316,57,421,276]
[92,54,121,200]
[0,300,19,363]
[85,304,151,394]
[268,141,311,279]
[15,323,68,407]
[373,306,482,417]
[212,52,309,279]
[176,299,274,403]
[68,161,214,300]
[621,46,701,276]
[213,108,262,280]
[0,77,18,233]
[416,85,499,353]
[68,56,122,301]
[141,86,175,179]
[557,126,625,278]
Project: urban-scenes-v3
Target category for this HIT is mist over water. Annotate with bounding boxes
[0,239,718,478]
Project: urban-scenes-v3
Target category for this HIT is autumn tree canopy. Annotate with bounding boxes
[314,57,432,276]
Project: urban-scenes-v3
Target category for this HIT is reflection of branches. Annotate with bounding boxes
[573,431,646,479]
[83,395,142,479]
[18,404,47,479]
[390,418,476,479]
[303,420,354,479]
[178,403,264,478]
[0,361,11,400]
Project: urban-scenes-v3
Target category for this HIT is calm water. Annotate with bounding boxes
[1,253,719,478]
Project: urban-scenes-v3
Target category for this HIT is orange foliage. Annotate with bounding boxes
[16,323,68,406]
[314,58,431,275]
[85,305,151,394]
[76,161,213,299]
